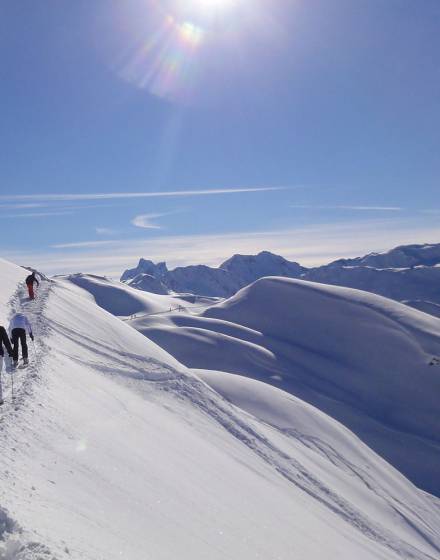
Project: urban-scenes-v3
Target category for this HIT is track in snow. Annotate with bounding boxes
[0,279,51,411]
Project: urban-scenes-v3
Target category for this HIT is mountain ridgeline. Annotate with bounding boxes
[120,243,440,311]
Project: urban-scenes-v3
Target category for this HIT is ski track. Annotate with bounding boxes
[162,376,439,560]
[0,279,57,559]
[0,281,51,410]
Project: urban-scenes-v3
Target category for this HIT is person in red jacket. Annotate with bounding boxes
[25,271,39,300]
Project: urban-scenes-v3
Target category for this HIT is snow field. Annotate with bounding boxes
[129,277,440,497]
[0,260,440,559]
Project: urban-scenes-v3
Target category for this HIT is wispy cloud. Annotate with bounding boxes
[52,240,119,249]
[0,203,48,209]
[1,211,74,219]
[290,204,403,211]
[7,218,440,277]
[131,213,165,229]
[131,209,185,229]
[0,186,288,203]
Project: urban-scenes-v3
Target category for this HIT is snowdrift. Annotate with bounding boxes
[1,260,440,559]
[132,277,440,497]
[0,258,29,319]
[64,273,192,317]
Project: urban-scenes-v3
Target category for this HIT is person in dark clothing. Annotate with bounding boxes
[0,325,13,404]
[0,326,13,358]
[25,271,40,300]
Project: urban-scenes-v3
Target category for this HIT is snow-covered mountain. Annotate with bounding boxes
[2,258,440,559]
[121,251,306,297]
[305,262,440,305]
[220,250,306,287]
[121,244,440,314]
[329,243,440,269]
[125,272,169,295]
[120,258,168,283]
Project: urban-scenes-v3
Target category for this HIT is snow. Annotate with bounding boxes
[331,243,440,269]
[120,258,168,283]
[130,277,440,497]
[306,263,440,307]
[62,273,195,317]
[126,272,169,294]
[220,250,306,286]
[403,299,440,319]
[0,259,28,320]
[120,251,305,298]
[119,245,440,314]
[1,258,440,559]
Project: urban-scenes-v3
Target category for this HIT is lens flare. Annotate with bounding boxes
[180,21,204,48]
[114,0,245,102]
[117,11,207,101]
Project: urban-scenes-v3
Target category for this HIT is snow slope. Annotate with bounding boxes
[0,258,28,320]
[305,263,440,307]
[127,272,169,295]
[64,273,197,317]
[1,260,440,558]
[130,277,440,498]
[405,299,440,319]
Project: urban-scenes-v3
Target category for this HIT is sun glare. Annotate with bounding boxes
[116,0,244,102]
[196,0,236,7]
[178,0,238,16]
[180,21,204,47]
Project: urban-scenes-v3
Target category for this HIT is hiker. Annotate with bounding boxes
[0,325,13,359]
[9,313,34,367]
[25,271,40,300]
[0,326,12,405]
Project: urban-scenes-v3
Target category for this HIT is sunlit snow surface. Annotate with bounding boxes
[0,261,440,559]
[129,275,440,497]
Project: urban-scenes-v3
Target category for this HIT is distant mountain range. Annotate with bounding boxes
[120,250,307,297]
[120,243,440,310]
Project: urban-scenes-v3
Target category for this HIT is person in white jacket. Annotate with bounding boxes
[9,313,34,366]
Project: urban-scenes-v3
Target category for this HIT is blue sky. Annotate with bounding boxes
[1,0,439,276]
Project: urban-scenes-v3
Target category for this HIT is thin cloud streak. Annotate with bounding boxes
[52,240,120,249]
[0,186,289,203]
[131,214,164,230]
[131,209,185,229]
[1,211,74,219]
[0,203,48,209]
[290,205,403,211]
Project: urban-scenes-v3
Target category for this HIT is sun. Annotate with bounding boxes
[177,0,238,16]
[196,0,236,6]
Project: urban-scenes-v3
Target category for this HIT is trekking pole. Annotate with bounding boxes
[11,366,15,401]
[31,338,37,362]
